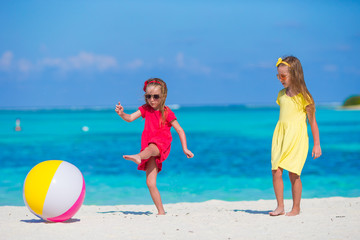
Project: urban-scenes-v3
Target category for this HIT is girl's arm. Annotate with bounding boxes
[171,120,194,158]
[306,105,322,159]
[115,102,142,122]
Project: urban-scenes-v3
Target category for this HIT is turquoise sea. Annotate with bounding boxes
[0,106,359,206]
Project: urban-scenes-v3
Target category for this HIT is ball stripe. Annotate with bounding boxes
[47,176,86,222]
[23,160,62,215]
[42,161,84,219]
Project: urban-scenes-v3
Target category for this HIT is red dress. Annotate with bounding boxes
[137,104,177,172]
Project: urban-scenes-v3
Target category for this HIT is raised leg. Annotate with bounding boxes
[123,143,160,165]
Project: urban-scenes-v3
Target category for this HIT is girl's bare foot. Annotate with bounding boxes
[269,207,285,216]
[123,155,141,165]
[157,212,166,215]
[286,208,300,216]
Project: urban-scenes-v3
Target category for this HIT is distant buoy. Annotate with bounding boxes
[15,118,21,131]
[82,126,89,132]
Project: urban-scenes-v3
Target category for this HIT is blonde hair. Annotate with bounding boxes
[144,78,168,125]
[278,56,315,118]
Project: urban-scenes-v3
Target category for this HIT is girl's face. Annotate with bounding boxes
[145,85,162,110]
[277,65,292,88]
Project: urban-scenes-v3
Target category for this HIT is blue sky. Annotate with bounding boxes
[0,0,359,108]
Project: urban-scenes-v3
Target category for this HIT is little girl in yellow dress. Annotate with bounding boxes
[270,56,322,216]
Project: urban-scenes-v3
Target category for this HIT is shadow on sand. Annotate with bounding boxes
[97,210,153,216]
[233,209,272,215]
[21,218,80,223]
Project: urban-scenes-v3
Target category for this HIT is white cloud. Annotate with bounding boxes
[0,51,119,74]
[175,52,211,74]
[40,52,118,72]
[18,59,32,73]
[187,59,211,74]
[41,57,66,69]
[0,51,13,70]
[68,52,117,71]
[95,55,118,71]
[176,52,185,68]
[125,59,144,70]
[323,64,338,72]
[244,61,273,70]
[0,51,212,76]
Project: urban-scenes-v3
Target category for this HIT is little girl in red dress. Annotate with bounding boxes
[115,78,194,215]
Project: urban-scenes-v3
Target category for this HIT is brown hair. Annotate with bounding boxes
[143,78,168,126]
[278,56,315,118]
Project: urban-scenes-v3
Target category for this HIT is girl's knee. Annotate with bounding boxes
[148,143,157,149]
[272,168,283,177]
[289,172,300,178]
[146,178,157,189]
[148,144,160,155]
[289,172,301,183]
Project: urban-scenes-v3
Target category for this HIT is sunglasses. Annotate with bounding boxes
[277,74,289,80]
[145,94,161,100]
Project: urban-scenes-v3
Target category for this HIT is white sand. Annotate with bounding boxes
[1,197,359,240]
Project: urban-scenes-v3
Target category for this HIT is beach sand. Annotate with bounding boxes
[1,197,359,240]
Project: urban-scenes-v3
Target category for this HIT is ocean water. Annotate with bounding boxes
[0,106,359,206]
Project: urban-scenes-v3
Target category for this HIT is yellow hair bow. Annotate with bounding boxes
[276,58,291,67]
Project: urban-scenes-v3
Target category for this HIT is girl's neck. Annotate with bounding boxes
[147,104,161,111]
[286,87,298,97]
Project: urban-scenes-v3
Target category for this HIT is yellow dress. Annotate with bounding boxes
[271,89,310,175]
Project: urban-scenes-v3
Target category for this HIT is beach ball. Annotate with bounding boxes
[23,160,86,222]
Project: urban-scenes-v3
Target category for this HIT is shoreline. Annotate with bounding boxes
[340,105,360,110]
[0,103,351,111]
[1,197,359,239]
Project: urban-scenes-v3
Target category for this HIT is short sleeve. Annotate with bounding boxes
[138,105,146,118]
[166,107,176,123]
[276,89,283,105]
[301,94,312,110]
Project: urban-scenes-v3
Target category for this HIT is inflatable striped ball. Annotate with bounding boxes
[23,160,86,222]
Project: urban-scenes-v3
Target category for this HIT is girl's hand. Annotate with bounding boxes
[184,149,194,158]
[115,102,124,115]
[312,145,322,159]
